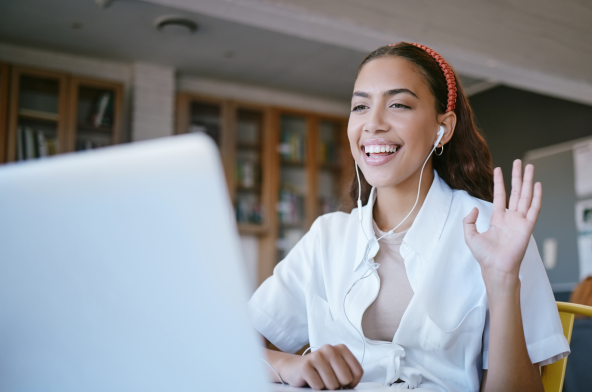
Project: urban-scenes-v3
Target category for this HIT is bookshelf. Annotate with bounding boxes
[67,77,123,152]
[6,66,68,162]
[0,63,9,163]
[175,94,350,284]
[257,110,351,283]
[176,94,273,235]
[4,65,124,163]
[317,118,348,216]
[276,113,309,261]
[176,93,233,190]
[232,104,272,235]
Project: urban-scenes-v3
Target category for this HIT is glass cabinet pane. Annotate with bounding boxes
[277,115,307,261]
[19,76,59,115]
[75,86,115,151]
[317,120,343,215]
[16,75,61,161]
[189,101,221,146]
[235,108,264,225]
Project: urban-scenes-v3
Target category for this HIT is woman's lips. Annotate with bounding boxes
[362,145,401,166]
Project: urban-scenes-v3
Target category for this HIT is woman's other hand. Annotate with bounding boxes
[462,160,542,279]
[270,344,363,390]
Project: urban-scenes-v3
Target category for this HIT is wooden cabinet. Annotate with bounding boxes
[6,66,69,162]
[176,93,273,235]
[67,77,123,152]
[178,94,352,285]
[3,65,123,163]
[0,62,9,163]
[258,110,352,283]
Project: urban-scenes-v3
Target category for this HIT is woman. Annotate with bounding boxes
[248,43,569,391]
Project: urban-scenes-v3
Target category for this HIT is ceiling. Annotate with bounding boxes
[0,0,489,102]
[145,0,592,105]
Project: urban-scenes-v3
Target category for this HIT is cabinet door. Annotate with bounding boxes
[234,106,270,234]
[316,118,350,216]
[6,67,68,162]
[0,63,9,163]
[176,93,232,190]
[276,113,309,261]
[67,77,123,152]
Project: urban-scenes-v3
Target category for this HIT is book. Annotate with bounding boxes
[24,128,35,160]
[37,132,48,158]
[17,127,24,161]
[93,92,111,127]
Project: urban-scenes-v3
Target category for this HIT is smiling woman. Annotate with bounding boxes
[349,43,493,208]
[248,42,569,392]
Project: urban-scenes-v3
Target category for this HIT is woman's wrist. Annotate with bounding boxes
[482,268,521,300]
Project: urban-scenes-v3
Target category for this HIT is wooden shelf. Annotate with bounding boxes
[237,141,261,150]
[238,223,267,235]
[319,163,341,172]
[77,123,114,133]
[279,222,304,229]
[281,159,306,167]
[18,108,59,121]
[236,185,261,192]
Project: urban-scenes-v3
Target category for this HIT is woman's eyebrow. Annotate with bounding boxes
[352,89,418,99]
[352,91,370,98]
[383,88,418,98]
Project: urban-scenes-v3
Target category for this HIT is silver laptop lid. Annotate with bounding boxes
[0,134,269,392]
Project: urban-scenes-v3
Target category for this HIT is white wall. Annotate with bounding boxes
[178,74,350,116]
[131,63,175,141]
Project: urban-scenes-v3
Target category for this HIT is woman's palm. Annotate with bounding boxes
[463,161,542,276]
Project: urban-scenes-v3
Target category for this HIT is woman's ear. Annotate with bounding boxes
[437,111,456,145]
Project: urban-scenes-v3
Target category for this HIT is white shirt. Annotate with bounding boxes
[248,171,569,392]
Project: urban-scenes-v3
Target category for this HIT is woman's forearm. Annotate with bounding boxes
[482,271,543,392]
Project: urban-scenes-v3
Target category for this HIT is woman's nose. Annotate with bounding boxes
[363,108,389,133]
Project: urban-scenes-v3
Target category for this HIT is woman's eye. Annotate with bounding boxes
[352,104,368,112]
[390,103,410,109]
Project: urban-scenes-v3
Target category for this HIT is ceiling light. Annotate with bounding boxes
[95,0,114,8]
[155,16,198,35]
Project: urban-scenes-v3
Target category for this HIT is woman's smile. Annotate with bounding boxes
[361,139,402,166]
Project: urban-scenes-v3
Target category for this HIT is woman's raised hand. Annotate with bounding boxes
[463,160,542,278]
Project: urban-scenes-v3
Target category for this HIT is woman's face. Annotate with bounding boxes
[348,56,443,189]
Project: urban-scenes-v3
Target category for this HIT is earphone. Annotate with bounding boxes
[345,125,445,365]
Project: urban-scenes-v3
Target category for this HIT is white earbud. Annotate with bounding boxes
[434,125,444,147]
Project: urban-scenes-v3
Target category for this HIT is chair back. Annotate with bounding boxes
[540,302,592,392]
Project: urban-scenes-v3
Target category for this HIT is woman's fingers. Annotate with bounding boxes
[493,167,507,213]
[508,160,522,211]
[311,352,340,390]
[303,345,363,390]
[463,207,480,243]
[328,350,355,387]
[337,344,364,387]
[526,182,542,224]
[517,164,535,215]
[302,362,325,390]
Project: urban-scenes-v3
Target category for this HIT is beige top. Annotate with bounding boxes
[361,221,414,342]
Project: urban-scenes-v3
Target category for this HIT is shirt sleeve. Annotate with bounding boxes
[482,236,570,369]
[247,219,321,354]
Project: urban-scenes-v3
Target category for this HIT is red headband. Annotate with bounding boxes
[389,42,457,113]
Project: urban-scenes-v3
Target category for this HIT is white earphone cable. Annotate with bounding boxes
[259,357,285,385]
[345,128,444,366]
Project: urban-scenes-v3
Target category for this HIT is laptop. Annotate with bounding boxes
[0,133,393,391]
[0,134,270,391]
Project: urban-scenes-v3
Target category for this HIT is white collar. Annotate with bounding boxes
[352,170,453,271]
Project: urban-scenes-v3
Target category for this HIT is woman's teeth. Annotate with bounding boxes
[364,145,400,156]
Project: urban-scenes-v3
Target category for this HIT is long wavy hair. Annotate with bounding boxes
[349,43,494,205]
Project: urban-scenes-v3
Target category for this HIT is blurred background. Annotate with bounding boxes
[0,0,591,389]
